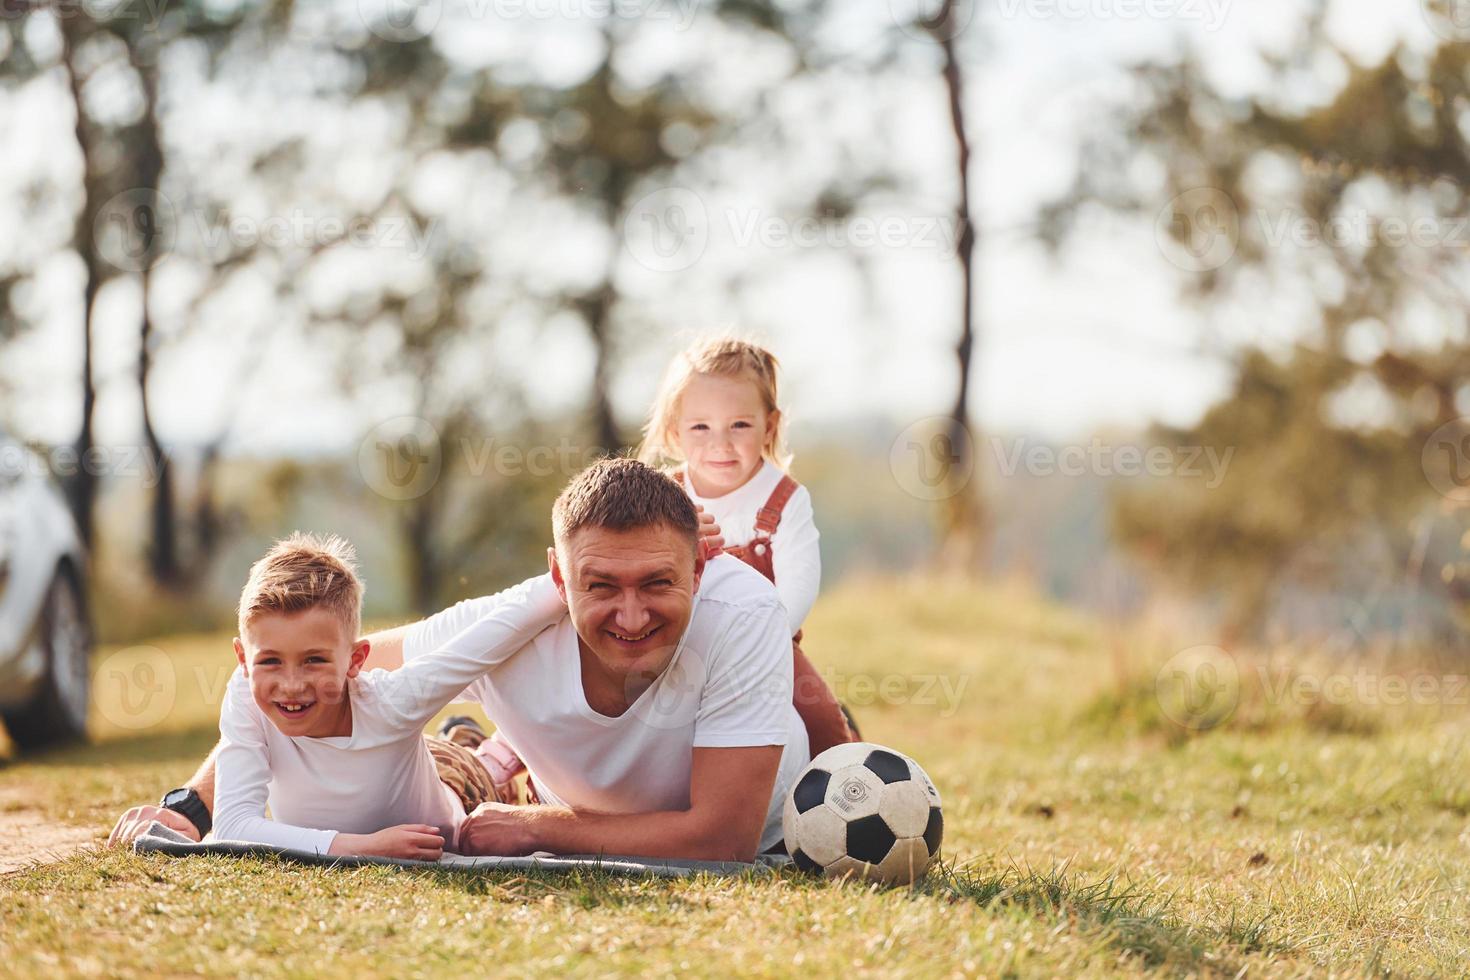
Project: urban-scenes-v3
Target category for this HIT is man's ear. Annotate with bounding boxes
[233,637,247,673]
[548,546,569,603]
[346,639,370,679]
[692,548,706,594]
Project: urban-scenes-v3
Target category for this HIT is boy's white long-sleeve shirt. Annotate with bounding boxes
[682,460,821,635]
[211,574,564,853]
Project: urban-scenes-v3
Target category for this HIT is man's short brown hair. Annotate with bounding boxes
[552,457,699,554]
[237,531,363,639]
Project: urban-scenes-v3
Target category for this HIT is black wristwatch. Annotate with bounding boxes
[160,787,212,838]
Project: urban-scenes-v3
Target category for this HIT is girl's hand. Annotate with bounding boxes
[696,506,725,559]
[331,824,445,860]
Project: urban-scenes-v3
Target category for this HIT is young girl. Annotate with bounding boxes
[637,337,857,756]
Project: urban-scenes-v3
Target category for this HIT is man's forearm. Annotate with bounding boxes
[528,806,761,863]
[362,624,411,672]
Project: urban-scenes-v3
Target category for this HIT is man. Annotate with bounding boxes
[109,458,810,862]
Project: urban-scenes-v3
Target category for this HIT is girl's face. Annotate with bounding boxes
[676,372,777,497]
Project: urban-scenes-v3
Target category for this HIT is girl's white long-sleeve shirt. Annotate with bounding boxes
[682,460,821,635]
[211,574,564,853]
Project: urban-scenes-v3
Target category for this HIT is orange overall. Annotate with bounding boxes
[683,470,858,757]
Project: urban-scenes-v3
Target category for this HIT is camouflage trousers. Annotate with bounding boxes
[425,736,501,812]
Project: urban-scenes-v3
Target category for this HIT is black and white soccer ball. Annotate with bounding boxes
[783,742,943,885]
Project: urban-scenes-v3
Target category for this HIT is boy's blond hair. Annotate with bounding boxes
[237,532,363,640]
[637,336,793,470]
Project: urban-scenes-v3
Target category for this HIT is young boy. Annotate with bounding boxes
[212,532,564,858]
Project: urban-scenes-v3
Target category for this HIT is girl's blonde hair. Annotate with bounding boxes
[638,337,793,471]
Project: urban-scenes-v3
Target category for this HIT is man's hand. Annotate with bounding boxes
[696,506,725,560]
[458,801,542,856]
[331,824,446,860]
[107,805,200,848]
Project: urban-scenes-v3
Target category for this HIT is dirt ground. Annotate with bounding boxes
[0,789,97,874]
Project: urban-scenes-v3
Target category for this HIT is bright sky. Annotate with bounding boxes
[0,0,1442,455]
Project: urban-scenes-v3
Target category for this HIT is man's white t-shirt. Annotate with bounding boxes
[682,460,821,635]
[405,555,811,853]
[213,576,566,853]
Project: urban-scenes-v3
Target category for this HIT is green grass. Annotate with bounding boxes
[3,577,1470,976]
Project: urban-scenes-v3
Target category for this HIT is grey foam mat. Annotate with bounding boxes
[133,822,788,879]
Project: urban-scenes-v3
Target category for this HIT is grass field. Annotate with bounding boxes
[3,578,1469,976]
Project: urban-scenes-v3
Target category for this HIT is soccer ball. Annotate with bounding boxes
[783,742,943,885]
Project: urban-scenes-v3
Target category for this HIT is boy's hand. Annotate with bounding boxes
[695,507,725,560]
[332,824,445,860]
[107,804,201,848]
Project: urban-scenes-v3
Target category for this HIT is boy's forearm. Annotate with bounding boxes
[186,740,222,813]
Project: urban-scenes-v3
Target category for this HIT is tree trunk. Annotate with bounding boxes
[932,0,984,570]
[132,55,181,588]
[59,15,101,550]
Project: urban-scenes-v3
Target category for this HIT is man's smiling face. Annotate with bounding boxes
[550,522,704,700]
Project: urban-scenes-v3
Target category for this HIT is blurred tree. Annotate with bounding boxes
[928,0,983,569]
[0,0,284,579]
[1043,10,1470,642]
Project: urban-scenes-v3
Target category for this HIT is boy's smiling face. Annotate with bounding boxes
[234,608,368,738]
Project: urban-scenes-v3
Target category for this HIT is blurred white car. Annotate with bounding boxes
[0,428,92,750]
